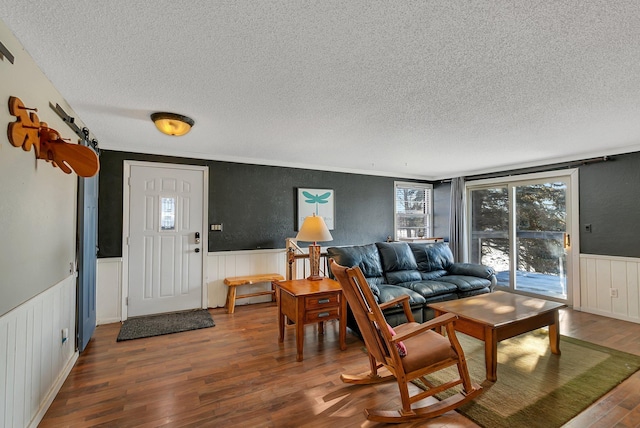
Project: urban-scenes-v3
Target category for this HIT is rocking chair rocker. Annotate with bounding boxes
[329,259,482,423]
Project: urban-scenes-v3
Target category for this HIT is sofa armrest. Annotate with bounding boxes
[449,262,496,291]
[449,262,495,279]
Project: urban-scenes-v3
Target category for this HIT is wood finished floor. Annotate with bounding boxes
[40,304,640,428]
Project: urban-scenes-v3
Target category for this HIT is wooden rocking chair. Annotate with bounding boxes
[329,259,482,423]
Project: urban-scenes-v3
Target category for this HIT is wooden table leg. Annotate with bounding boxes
[277,288,284,343]
[549,310,561,355]
[485,326,498,382]
[339,293,347,351]
[226,285,237,314]
[433,309,445,335]
[296,315,304,362]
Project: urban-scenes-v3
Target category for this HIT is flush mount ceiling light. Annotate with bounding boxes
[150,112,195,136]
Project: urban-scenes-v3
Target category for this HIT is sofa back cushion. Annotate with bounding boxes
[327,244,384,280]
[409,242,454,272]
[375,242,422,285]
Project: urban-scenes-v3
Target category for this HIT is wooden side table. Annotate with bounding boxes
[274,277,347,362]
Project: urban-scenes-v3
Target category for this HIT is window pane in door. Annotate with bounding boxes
[514,182,567,299]
[160,197,176,231]
[469,187,510,287]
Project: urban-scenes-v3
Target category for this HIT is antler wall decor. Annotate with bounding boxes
[7,96,99,177]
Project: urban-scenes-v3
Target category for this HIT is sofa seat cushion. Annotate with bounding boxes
[420,269,448,280]
[398,280,459,298]
[377,284,426,305]
[424,292,458,304]
[385,269,422,285]
[438,275,492,292]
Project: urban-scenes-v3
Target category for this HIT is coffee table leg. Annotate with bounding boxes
[433,310,445,335]
[549,310,561,355]
[485,327,498,382]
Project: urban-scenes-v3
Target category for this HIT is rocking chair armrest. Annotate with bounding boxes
[378,294,410,310]
[378,295,416,323]
[391,313,458,343]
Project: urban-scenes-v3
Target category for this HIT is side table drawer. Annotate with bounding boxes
[305,307,340,323]
[305,293,339,309]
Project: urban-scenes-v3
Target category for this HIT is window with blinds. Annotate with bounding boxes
[394,182,433,240]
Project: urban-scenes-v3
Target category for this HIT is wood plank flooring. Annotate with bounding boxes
[40,304,640,427]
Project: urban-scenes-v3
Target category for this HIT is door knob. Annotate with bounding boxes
[195,248,200,253]
[195,232,201,244]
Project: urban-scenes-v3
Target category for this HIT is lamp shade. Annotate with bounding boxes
[151,112,194,136]
[296,214,333,243]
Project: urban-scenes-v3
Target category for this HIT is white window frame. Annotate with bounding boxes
[464,169,580,305]
[394,181,433,241]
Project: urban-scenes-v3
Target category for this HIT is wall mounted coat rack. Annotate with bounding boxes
[7,96,99,177]
[0,40,14,63]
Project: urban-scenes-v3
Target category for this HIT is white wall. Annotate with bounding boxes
[579,254,640,323]
[96,258,123,324]
[97,249,289,324]
[1,18,91,428]
[0,276,78,428]
[0,20,79,317]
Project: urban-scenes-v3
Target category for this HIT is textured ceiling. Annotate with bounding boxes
[2,1,640,179]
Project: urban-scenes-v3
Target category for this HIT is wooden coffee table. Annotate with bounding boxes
[429,291,566,382]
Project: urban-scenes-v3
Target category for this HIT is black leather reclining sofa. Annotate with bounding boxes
[327,241,496,331]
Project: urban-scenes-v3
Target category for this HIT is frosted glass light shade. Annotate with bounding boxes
[151,112,194,136]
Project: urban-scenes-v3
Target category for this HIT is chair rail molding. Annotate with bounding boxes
[96,249,288,322]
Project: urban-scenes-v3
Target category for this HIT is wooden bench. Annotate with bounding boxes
[223,273,284,314]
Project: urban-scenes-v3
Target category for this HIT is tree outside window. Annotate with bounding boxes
[394,182,432,240]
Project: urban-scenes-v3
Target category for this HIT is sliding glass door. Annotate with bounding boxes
[513,181,567,298]
[467,171,577,303]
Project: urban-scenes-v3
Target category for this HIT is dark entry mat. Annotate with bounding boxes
[117,309,215,341]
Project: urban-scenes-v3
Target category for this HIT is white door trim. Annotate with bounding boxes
[121,160,209,320]
[464,168,580,306]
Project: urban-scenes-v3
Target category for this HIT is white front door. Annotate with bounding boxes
[126,163,207,317]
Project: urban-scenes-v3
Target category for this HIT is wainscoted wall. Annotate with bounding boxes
[206,249,289,307]
[97,249,290,324]
[579,254,640,323]
[98,251,640,325]
[0,276,78,428]
[96,258,123,324]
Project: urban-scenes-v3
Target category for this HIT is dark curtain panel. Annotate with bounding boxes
[449,176,465,262]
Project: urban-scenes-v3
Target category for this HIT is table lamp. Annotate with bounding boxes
[296,213,333,280]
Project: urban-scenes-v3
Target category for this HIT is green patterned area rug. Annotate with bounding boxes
[418,330,640,428]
